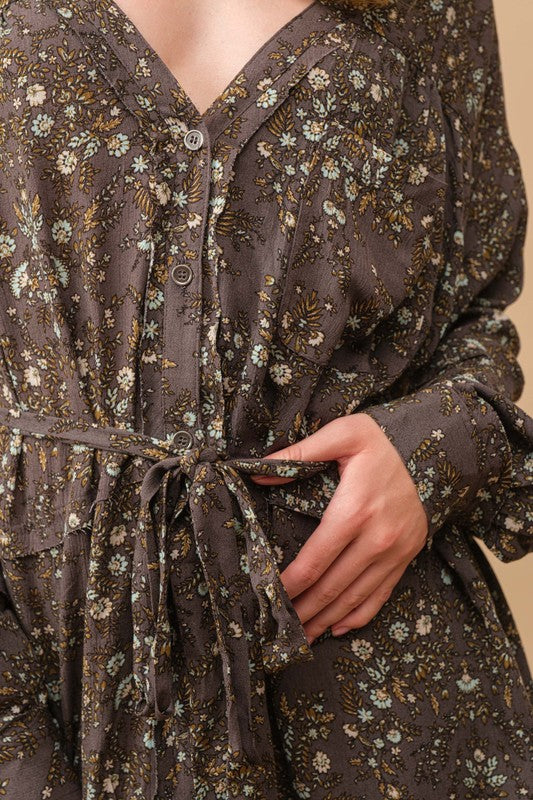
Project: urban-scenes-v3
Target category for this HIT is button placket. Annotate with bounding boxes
[160,123,211,447]
[194,151,234,456]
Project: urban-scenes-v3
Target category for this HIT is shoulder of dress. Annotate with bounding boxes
[328,0,500,130]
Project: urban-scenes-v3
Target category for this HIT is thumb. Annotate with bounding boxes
[250,414,366,485]
[250,436,314,485]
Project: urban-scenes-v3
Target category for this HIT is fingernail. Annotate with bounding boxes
[331,626,349,636]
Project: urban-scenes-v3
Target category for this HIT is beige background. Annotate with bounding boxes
[476,0,532,672]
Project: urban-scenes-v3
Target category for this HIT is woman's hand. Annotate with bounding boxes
[250,413,429,643]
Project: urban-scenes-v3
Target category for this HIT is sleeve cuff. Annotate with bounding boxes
[360,379,511,551]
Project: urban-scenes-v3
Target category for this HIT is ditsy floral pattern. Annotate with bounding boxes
[0,0,531,798]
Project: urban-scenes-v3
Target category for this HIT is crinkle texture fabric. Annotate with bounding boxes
[0,0,531,798]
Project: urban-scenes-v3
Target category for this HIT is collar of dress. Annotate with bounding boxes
[48,0,357,143]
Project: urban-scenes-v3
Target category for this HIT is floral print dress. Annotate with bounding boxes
[0,0,531,798]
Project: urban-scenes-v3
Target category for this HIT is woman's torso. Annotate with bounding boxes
[0,0,531,797]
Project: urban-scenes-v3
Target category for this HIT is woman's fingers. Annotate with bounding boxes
[304,561,409,643]
[249,414,374,485]
[289,533,397,625]
[279,469,375,600]
[330,563,408,633]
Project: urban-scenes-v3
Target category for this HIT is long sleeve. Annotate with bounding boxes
[0,561,81,798]
[361,9,532,560]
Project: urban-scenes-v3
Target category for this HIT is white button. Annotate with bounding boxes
[171,429,193,450]
[171,264,193,286]
[183,129,204,150]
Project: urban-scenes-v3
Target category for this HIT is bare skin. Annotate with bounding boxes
[110,0,429,642]
[110,0,317,115]
[250,414,428,644]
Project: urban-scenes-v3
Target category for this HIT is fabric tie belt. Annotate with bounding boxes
[0,408,332,765]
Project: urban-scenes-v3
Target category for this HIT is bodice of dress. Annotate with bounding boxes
[0,0,531,798]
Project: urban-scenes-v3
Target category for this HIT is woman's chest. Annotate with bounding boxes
[0,0,448,401]
[209,41,447,371]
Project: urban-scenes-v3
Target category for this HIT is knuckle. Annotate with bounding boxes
[376,587,393,605]
[294,559,322,588]
[350,608,371,627]
[346,588,367,608]
[342,502,371,532]
[351,590,392,627]
[369,492,387,519]
[372,529,396,552]
[286,442,304,462]
[317,584,339,606]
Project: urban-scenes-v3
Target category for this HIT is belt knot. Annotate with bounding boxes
[139,442,221,506]
[0,409,332,783]
[129,437,332,762]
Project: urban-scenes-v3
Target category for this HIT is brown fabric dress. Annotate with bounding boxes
[0,0,531,797]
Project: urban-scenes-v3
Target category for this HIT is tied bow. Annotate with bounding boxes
[0,407,334,795]
[130,441,331,763]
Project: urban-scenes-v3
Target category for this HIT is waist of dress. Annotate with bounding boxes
[0,405,211,462]
[0,406,332,494]
[0,406,327,472]
[0,404,332,766]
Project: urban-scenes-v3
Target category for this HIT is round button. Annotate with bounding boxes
[171,263,193,286]
[183,129,204,151]
[171,429,194,451]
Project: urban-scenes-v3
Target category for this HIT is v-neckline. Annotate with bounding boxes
[105,0,321,122]
[52,0,345,142]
